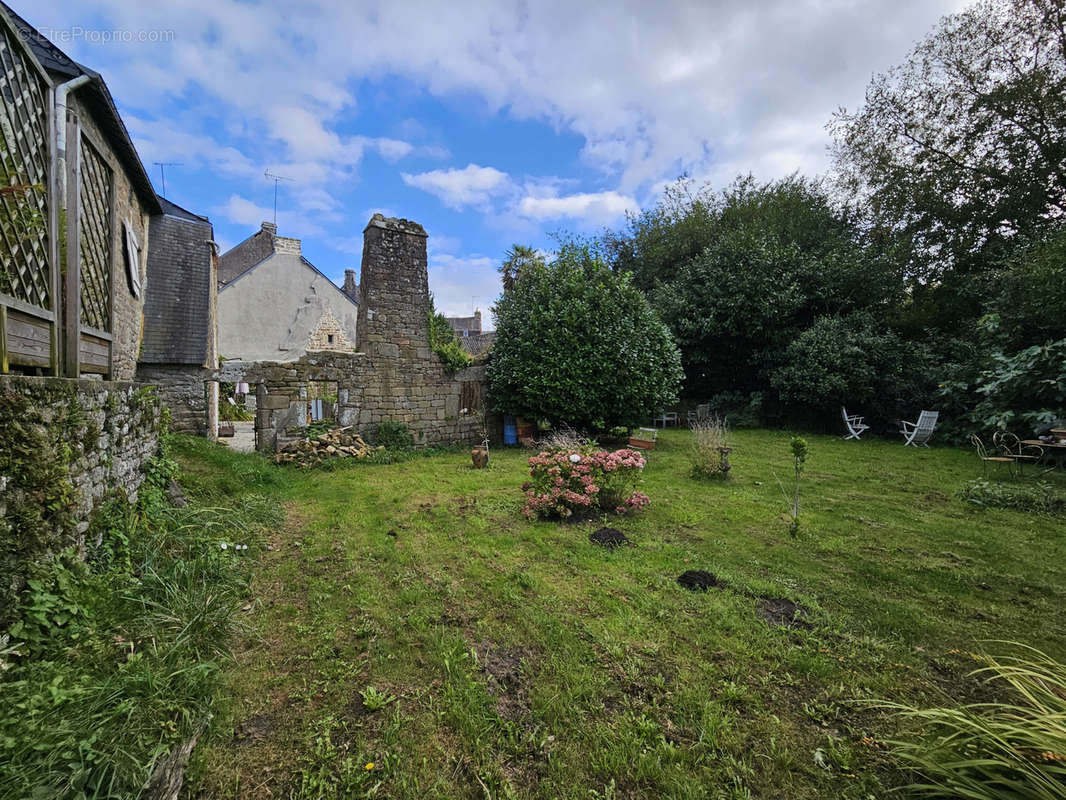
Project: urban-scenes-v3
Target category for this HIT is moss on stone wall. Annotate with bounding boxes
[0,377,163,624]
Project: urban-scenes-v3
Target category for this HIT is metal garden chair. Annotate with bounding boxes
[971,434,1016,477]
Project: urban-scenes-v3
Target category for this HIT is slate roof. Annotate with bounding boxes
[0,2,161,213]
[141,196,214,364]
[158,195,209,224]
[460,332,495,356]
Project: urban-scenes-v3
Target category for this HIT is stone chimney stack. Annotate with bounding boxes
[261,221,277,235]
[342,269,359,302]
[474,309,482,333]
[273,235,301,255]
[356,214,429,359]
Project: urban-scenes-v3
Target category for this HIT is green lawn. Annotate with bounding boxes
[178,429,1066,799]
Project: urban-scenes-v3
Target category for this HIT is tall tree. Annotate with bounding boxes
[498,244,544,293]
[830,0,1066,295]
[616,176,897,403]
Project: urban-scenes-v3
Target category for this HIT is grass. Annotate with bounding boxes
[0,446,282,800]
[178,429,1066,799]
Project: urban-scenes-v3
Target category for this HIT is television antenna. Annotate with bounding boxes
[264,169,295,225]
[152,162,182,196]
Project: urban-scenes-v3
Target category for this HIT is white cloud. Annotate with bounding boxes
[428,233,461,254]
[24,0,971,250]
[38,0,969,201]
[214,194,326,238]
[402,164,512,209]
[375,138,414,162]
[429,253,500,326]
[517,190,637,225]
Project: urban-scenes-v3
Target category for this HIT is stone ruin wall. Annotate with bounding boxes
[220,215,493,452]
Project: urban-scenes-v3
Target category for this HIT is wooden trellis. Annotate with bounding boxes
[0,16,55,373]
[77,135,111,333]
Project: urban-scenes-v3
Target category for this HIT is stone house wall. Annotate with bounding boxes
[216,235,359,363]
[221,355,490,452]
[71,94,153,382]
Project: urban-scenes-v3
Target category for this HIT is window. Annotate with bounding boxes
[327,334,335,344]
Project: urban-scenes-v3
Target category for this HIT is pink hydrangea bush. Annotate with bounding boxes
[521,447,648,519]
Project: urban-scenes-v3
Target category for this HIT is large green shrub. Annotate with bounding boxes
[769,313,932,425]
[488,246,683,430]
[939,329,1066,436]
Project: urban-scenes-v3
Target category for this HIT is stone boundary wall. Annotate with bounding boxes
[0,376,163,617]
[215,214,495,453]
[219,355,492,453]
[136,365,218,438]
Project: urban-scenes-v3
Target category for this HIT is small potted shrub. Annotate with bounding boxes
[471,440,489,468]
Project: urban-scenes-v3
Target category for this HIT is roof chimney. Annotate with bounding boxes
[261,221,277,235]
[273,236,301,255]
[342,269,359,302]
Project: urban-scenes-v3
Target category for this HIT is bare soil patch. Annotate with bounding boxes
[676,570,720,591]
[474,642,535,722]
[590,527,632,549]
[755,597,812,629]
[233,713,274,747]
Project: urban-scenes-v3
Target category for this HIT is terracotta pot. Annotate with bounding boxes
[471,446,489,469]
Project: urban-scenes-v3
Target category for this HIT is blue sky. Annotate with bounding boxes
[14,0,966,326]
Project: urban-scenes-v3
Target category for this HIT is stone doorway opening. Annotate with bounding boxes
[213,380,256,452]
[305,380,340,425]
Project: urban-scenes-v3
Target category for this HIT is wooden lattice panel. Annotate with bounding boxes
[79,135,112,332]
[0,22,51,311]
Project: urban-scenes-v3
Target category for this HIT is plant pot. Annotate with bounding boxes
[717,446,733,473]
[471,445,489,469]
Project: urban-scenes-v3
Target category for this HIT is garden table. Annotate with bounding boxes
[1022,439,1066,469]
[655,411,679,428]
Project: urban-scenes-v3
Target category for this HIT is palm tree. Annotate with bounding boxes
[499,244,543,293]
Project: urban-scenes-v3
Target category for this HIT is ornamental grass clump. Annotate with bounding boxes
[689,415,731,479]
[883,643,1066,799]
[522,447,648,519]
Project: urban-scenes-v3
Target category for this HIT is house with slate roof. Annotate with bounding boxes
[137,197,219,436]
[0,2,161,380]
[217,222,359,363]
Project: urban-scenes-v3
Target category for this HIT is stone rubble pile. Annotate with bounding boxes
[273,426,382,467]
